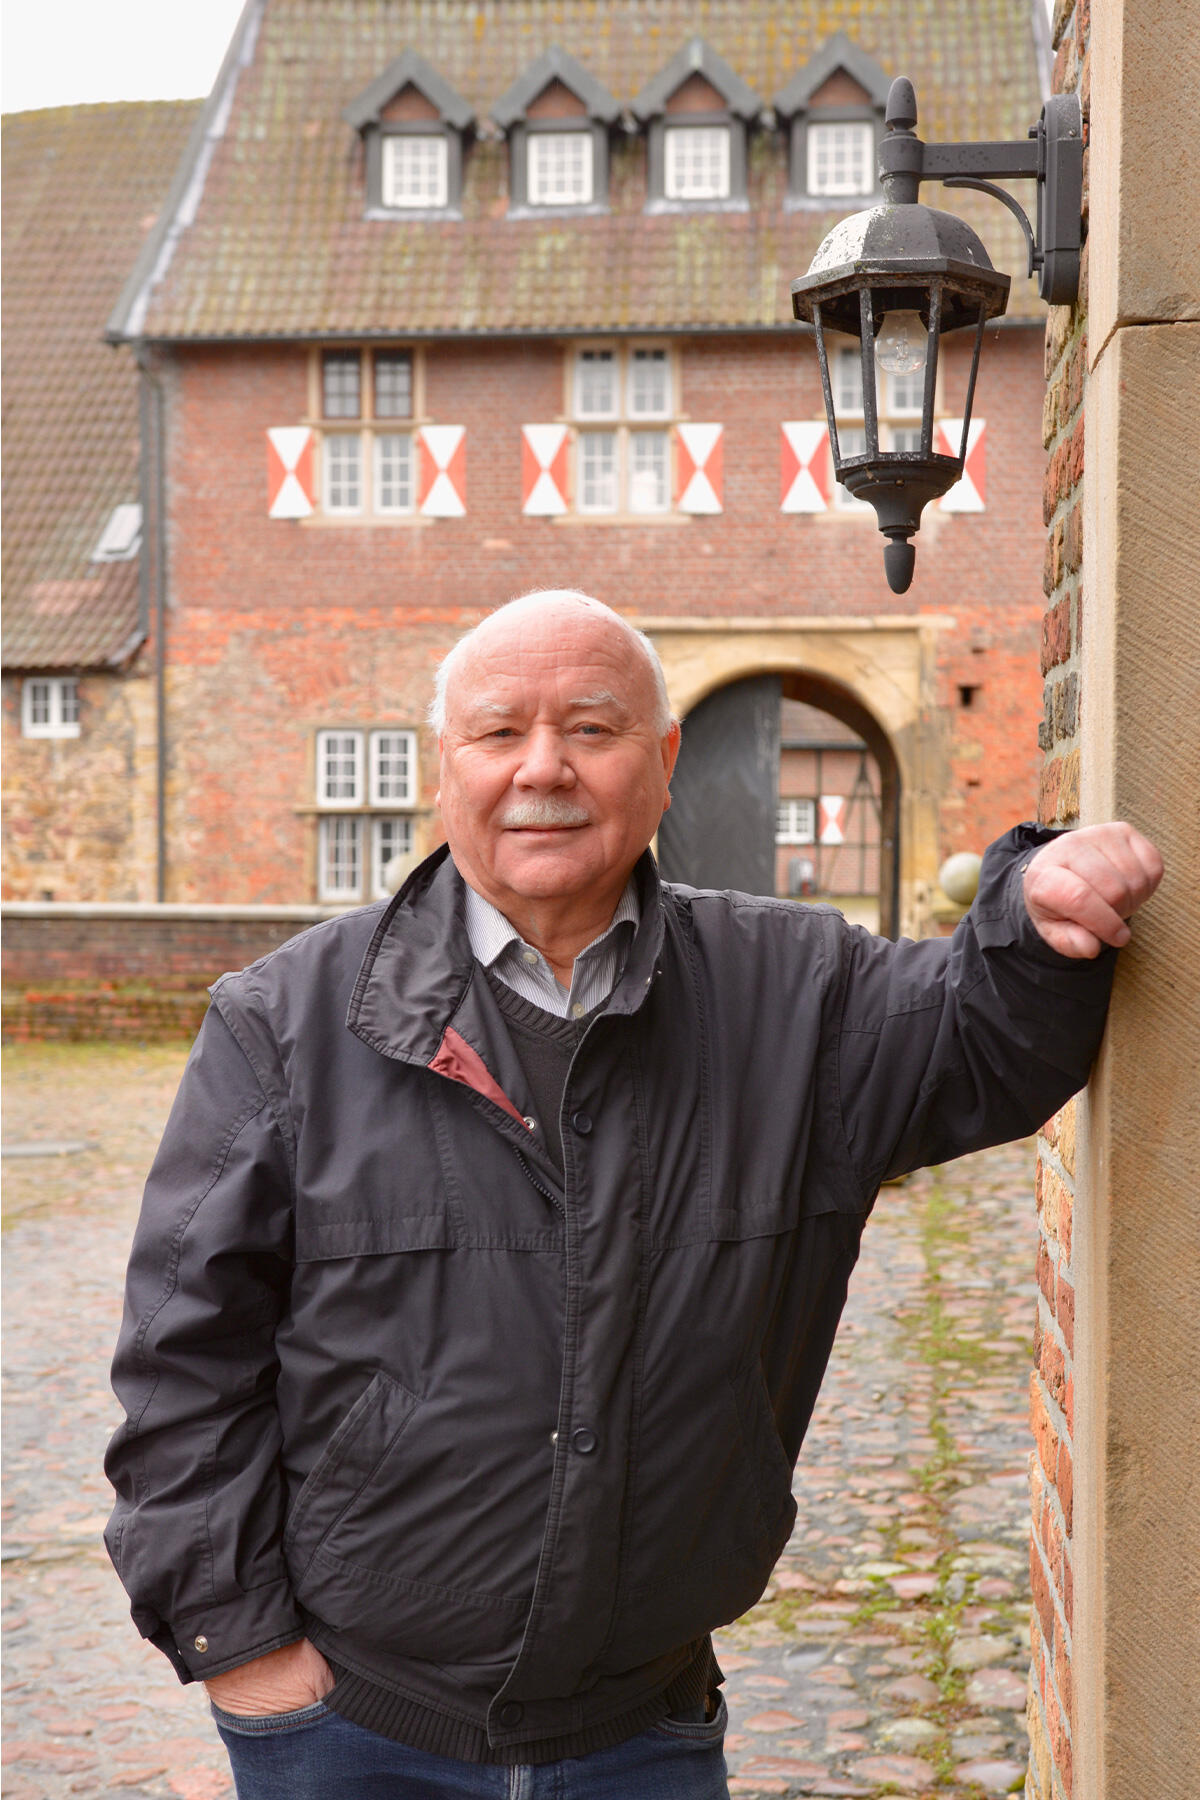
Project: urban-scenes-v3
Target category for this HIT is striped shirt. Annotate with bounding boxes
[462,877,640,1019]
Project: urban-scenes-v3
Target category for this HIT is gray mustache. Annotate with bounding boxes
[500,799,591,828]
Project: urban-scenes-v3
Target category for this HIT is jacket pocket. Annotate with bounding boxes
[604,1344,796,1669]
[283,1371,534,1665]
[284,1370,422,1580]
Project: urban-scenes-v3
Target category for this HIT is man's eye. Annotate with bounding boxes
[575,723,610,737]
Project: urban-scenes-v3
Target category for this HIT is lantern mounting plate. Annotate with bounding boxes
[878,78,1083,306]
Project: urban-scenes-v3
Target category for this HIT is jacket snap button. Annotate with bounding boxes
[193,1635,209,1653]
[571,1111,593,1135]
[499,1701,524,1727]
[572,1427,598,1455]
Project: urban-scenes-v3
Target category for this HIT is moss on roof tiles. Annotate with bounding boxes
[3,100,202,669]
[136,0,1047,342]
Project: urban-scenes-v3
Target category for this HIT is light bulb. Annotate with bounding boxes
[875,310,928,376]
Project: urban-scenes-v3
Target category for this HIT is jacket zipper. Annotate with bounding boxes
[516,1147,565,1218]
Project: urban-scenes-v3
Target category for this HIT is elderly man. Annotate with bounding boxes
[106,589,1162,1799]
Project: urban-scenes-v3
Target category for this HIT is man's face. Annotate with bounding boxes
[437,600,680,928]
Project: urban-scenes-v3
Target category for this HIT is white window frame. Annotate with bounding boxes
[368,729,417,807]
[887,366,925,417]
[323,433,364,514]
[626,430,671,515]
[574,348,620,420]
[313,348,418,521]
[21,677,80,739]
[569,344,677,518]
[316,729,364,807]
[527,131,594,207]
[315,724,419,902]
[806,120,875,198]
[318,815,364,902]
[382,135,448,209]
[372,816,415,899]
[577,430,619,514]
[664,125,731,201]
[776,798,817,844]
[626,348,671,420]
[373,432,415,516]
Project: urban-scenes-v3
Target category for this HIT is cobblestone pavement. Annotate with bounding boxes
[4,1043,1038,1798]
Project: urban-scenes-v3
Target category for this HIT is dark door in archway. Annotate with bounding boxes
[657,674,781,896]
[657,670,902,937]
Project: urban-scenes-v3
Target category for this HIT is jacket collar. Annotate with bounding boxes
[346,844,667,1068]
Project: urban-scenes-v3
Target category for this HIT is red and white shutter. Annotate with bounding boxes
[266,427,315,518]
[781,422,832,513]
[937,418,986,512]
[521,424,570,515]
[675,423,723,513]
[818,795,845,845]
[417,425,466,517]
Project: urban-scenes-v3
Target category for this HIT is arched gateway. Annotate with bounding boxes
[643,620,947,942]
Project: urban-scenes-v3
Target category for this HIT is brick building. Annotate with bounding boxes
[1,100,202,899]
[3,0,1055,935]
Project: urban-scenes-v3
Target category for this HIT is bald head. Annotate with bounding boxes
[430,590,672,738]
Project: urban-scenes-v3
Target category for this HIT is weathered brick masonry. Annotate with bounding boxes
[155,327,1047,904]
[1028,2,1089,1794]
[0,906,334,1041]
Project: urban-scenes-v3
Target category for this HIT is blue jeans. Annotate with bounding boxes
[211,1694,729,1799]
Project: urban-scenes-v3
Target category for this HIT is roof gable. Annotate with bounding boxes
[773,31,892,118]
[492,46,620,129]
[344,50,474,133]
[631,38,761,123]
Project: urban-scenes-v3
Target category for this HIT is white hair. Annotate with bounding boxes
[428,589,673,736]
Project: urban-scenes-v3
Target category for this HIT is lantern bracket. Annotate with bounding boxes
[879,80,1083,305]
[941,177,1037,278]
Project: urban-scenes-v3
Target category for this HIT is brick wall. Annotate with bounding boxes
[131,325,1045,905]
[1,904,338,1041]
[1029,3,1090,1795]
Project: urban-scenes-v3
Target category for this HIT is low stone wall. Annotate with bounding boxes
[2,903,342,1041]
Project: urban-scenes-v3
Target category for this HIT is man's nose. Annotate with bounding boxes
[514,724,575,787]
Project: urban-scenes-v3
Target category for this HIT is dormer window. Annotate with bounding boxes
[343,52,474,219]
[382,134,449,209]
[773,31,891,208]
[528,130,594,207]
[633,39,760,213]
[492,49,619,215]
[806,120,875,197]
[664,125,730,201]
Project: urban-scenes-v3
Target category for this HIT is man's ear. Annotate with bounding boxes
[661,720,681,783]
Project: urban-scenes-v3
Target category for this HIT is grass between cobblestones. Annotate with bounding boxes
[727,1163,1030,1795]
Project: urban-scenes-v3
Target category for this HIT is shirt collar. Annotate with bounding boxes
[461,876,640,971]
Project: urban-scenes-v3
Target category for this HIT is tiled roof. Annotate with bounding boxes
[2,101,201,670]
[127,0,1050,344]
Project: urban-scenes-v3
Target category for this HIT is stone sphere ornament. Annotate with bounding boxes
[938,851,983,906]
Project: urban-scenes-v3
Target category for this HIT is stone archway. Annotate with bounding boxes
[640,617,947,940]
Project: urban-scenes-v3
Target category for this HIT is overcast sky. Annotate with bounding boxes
[1,0,1058,116]
[1,0,247,114]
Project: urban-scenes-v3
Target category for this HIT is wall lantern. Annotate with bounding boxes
[790,78,1083,593]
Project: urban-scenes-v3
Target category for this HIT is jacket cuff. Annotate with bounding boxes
[969,823,1103,967]
[142,1579,304,1684]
